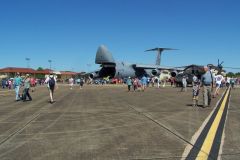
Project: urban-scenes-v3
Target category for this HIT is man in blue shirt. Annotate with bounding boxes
[13,72,22,101]
[201,66,214,107]
[141,75,148,91]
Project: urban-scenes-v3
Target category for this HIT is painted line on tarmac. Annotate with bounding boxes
[185,87,231,160]
[0,93,13,96]
[0,112,41,146]
[126,104,195,149]
[181,89,227,160]
[0,90,13,93]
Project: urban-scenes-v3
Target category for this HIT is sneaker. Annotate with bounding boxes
[50,100,55,104]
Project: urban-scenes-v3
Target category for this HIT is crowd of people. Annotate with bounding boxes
[126,75,148,92]
[1,73,54,103]
[1,67,239,108]
[5,73,86,104]
[182,66,237,108]
[1,77,44,90]
[12,73,33,102]
[123,66,238,108]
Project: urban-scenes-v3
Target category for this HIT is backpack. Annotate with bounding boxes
[49,77,55,87]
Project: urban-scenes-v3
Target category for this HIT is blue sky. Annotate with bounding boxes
[0,0,240,72]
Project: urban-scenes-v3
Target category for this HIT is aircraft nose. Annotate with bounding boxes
[95,45,115,64]
[98,45,107,53]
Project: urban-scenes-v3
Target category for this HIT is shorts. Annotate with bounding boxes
[49,86,55,92]
[216,83,221,88]
[192,90,199,96]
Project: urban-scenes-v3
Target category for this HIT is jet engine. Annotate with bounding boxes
[151,69,160,76]
[89,71,99,79]
[170,71,178,77]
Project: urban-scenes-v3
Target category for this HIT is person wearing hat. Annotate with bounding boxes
[126,76,132,92]
[22,74,32,101]
[201,66,214,107]
[13,72,22,101]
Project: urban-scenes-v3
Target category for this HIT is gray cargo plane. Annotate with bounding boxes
[90,45,183,80]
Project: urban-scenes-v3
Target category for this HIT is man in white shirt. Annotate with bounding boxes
[213,73,223,98]
[69,77,74,89]
[45,74,57,103]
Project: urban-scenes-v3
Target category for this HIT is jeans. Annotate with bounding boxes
[15,85,20,100]
[22,88,32,101]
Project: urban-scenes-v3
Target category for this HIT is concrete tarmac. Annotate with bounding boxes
[0,85,239,160]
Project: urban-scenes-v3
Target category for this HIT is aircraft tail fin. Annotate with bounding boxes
[95,45,115,64]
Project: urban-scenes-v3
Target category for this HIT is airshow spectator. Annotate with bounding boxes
[45,74,57,103]
[22,74,32,102]
[1,79,6,89]
[13,73,22,101]
[192,75,200,107]
[181,75,187,92]
[141,75,147,91]
[69,77,74,89]
[213,73,224,98]
[80,78,84,89]
[201,66,214,107]
[126,77,132,92]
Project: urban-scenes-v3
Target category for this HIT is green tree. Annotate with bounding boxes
[235,72,240,77]
[226,72,235,77]
[37,67,43,71]
[35,74,45,79]
[36,67,45,79]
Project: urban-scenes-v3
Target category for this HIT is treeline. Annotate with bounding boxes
[226,72,240,78]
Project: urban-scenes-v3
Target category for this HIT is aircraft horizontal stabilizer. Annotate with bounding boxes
[145,48,178,52]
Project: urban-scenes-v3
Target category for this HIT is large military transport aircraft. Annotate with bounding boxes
[90,45,183,80]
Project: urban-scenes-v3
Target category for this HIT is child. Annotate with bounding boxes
[192,75,200,107]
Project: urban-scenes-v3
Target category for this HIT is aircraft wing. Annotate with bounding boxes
[133,64,184,71]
